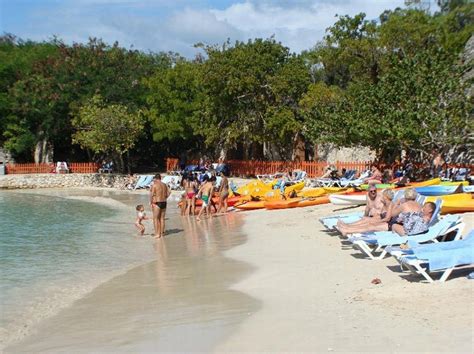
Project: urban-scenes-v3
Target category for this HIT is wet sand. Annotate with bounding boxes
[5,189,474,352]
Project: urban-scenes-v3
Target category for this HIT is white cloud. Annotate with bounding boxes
[7,0,410,56]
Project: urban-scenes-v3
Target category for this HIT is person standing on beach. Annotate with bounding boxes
[150,174,170,238]
[217,171,229,214]
[196,175,214,221]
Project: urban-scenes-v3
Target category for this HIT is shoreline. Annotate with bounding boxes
[3,189,259,352]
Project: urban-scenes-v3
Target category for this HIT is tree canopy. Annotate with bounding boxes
[0,0,472,167]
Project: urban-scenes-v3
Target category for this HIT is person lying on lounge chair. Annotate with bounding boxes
[363,165,382,184]
[390,201,435,236]
[337,189,394,237]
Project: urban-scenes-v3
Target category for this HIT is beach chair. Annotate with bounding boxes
[348,214,462,260]
[162,175,182,190]
[454,168,469,181]
[398,230,474,282]
[133,175,153,190]
[338,170,370,187]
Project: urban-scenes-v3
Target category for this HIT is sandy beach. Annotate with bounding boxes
[3,188,473,353]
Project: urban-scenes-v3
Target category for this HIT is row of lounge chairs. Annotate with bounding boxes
[319,198,473,283]
[132,175,183,190]
[310,170,371,188]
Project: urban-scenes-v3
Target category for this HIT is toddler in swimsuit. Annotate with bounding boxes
[135,204,149,235]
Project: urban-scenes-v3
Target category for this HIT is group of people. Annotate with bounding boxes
[336,185,436,237]
[134,171,231,238]
[181,171,230,221]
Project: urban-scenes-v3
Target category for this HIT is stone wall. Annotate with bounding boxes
[0,173,130,190]
[317,144,375,163]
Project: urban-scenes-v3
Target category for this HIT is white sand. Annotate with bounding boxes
[216,205,474,352]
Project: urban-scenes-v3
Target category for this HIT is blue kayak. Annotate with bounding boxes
[415,184,464,196]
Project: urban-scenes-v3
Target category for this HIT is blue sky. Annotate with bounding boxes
[1,0,418,57]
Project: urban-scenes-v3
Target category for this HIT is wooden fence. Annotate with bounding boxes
[165,158,371,178]
[5,162,101,174]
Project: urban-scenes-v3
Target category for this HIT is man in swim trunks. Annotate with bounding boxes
[217,171,229,214]
[196,175,214,221]
[364,184,384,218]
[150,174,170,238]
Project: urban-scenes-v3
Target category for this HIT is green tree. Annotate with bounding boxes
[72,95,144,172]
[144,60,204,156]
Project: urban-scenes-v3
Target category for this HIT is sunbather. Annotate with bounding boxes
[387,188,422,229]
[363,165,382,184]
[390,201,436,236]
[337,189,394,236]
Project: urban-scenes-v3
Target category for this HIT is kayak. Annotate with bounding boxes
[329,194,367,205]
[440,181,469,186]
[236,180,274,197]
[409,178,441,187]
[426,193,474,214]
[442,199,474,214]
[297,195,330,207]
[415,184,464,196]
[265,198,302,210]
[235,200,266,210]
[322,186,352,193]
[298,188,326,198]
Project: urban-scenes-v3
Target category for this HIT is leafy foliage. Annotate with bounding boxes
[72,95,144,171]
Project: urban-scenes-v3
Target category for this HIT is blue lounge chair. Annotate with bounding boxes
[348,214,463,260]
[134,175,153,190]
[398,230,474,282]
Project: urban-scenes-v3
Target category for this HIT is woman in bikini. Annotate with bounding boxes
[184,175,197,216]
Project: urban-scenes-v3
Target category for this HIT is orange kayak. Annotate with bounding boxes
[235,200,266,210]
[265,198,302,210]
[297,195,330,207]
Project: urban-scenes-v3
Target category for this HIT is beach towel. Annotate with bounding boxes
[409,236,474,271]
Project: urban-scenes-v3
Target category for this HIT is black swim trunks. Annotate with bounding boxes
[155,202,167,209]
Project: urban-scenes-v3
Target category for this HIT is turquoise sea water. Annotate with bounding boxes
[0,191,157,348]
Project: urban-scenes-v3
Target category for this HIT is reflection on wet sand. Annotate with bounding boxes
[7,207,260,353]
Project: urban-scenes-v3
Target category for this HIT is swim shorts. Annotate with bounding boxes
[155,202,167,209]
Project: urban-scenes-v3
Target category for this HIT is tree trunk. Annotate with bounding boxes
[34,137,53,163]
[291,133,305,162]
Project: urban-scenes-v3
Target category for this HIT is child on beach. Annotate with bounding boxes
[135,204,149,235]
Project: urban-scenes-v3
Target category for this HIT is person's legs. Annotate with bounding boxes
[391,223,406,236]
[155,208,163,238]
[217,195,223,214]
[338,216,373,228]
[196,201,206,221]
[185,198,191,216]
[160,208,166,237]
[338,222,388,237]
[223,195,228,213]
[135,223,145,235]
[152,205,159,237]
[191,197,196,215]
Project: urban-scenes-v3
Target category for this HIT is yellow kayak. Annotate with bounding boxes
[236,180,273,197]
[298,188,327,198]
[426,193,474,214]
[410,178,441,187]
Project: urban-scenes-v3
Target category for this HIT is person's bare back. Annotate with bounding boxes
[151,180,169,203]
